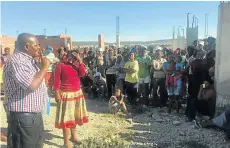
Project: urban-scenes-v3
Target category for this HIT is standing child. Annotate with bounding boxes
[164,55,184,113]
[174,55,184,113]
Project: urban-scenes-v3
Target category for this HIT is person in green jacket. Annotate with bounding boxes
[137,46,152,105]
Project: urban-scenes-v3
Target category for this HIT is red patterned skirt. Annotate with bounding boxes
[55,89,89,129]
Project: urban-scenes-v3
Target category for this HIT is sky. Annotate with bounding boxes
[1,1,219,42]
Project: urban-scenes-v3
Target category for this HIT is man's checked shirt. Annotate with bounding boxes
[3,51,48,112]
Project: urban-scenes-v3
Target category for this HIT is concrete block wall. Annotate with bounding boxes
[215,2,230,108]
[177,36,186,50]
[186,27,198,46]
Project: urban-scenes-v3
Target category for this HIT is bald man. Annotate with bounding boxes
[3,33,50,148]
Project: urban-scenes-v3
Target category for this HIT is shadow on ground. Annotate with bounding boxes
[85,99,110,114]
[0,128,64,148]
[43,130,63,147]
[120,104,216,148]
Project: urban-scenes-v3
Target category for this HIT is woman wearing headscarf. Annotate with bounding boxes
[54,50,88,148]
[43,45,59,93]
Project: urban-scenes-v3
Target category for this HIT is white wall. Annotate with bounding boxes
[215,2,230,107]
[172,39,177,50]
[186,27,198,46]
[177,36,186,50]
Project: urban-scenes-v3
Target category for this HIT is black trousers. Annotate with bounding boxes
[187,98,215,119]
[152,78,168,106]
[187,72,204,119]
[188,74,193,96]
[116,78,126,95]
[125,81,137,105]
[106,74,117,99]
[7,112,44,148]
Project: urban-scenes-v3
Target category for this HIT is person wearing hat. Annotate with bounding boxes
[105,48,117,99]
[91,72,107,99]
[43,45,58,93]
[136,46,152,105]
[96,47,104,63]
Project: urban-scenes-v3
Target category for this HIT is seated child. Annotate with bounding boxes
[109,88,130,116]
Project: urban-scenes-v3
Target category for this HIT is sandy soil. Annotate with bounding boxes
[0,98,133,148]
[1,96,230,148]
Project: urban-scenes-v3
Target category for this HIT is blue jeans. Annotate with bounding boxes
[167,80,182,96]
[7,112,44,148]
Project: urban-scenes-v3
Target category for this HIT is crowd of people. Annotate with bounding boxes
[2,33,230,147]
[78,39,216,120]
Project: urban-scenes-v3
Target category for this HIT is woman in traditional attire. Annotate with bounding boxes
[54,50,88,148]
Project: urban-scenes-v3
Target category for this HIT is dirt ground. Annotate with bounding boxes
[1,96,229,148]
[0,97,134,148]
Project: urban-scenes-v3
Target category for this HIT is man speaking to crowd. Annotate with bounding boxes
[3,33,50,148]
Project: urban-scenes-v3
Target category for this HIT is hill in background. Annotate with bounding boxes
[72,39,173,46]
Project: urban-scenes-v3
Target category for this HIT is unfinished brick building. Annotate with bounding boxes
[0,35,16,54]
[36,34,72,56]
[1,34,72,56]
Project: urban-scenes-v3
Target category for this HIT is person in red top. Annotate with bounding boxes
[82,47,88,58]
[54,50,88,148]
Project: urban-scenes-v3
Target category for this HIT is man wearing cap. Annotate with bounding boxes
[136,46,152,105]
[91,72,107,99]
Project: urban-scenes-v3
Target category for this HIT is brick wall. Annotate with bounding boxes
[0,34,73,56]
[0,35,16,54]
[38,36,72,56]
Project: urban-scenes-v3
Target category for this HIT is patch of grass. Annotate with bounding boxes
[78,135,130,148]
